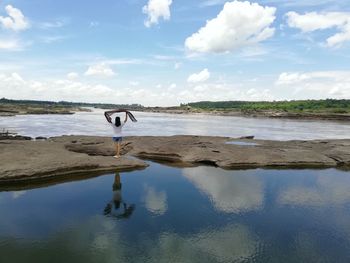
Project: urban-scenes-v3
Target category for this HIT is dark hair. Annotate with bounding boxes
[115,117,121,127]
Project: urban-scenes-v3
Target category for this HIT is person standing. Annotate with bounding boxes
[105,111,128,158]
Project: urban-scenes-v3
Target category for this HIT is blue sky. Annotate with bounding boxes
[0,0,350,106]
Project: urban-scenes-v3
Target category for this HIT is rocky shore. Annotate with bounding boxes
[1,135,350,186]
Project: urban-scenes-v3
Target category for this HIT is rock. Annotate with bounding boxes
[125,136,347,169]
[35,136,47,140]
[1,135,350,185]
[0,136,148,183]
[239,136,255,139]
[0,135,32,140]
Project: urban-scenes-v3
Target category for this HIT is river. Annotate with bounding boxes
[1,108,350,140]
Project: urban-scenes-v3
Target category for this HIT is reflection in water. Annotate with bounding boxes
[2,164,350,262]
[147,224,258,262]
[0,216,257,263]
[12,191,26,199]
[144,185,168,215]
[104,172,135,219]
[278,172,350,207]
[182,167,263,213]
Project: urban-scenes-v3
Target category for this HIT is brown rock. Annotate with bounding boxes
[1,135,350,185]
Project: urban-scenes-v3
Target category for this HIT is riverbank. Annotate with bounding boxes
[0,103,90,116]
[139,108,350,121]
[1,135,349,184]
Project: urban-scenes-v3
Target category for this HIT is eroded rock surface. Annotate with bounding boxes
[0,137,147,182]
[1,135,350,183]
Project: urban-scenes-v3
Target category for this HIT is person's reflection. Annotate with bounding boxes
[104,172,135,219]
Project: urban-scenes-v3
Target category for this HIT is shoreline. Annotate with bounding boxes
[137,108,350,121]
[0,104,90,117]
[1,135,349,187]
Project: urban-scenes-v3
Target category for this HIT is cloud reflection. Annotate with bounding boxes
[182,167,264,213]
[144,185,168,215]
[147,224,258,262]
[12,191,26,199]
[279,172,350,207]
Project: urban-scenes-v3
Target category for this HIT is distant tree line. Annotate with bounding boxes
[182,99,350,113]
[0,98,144,110]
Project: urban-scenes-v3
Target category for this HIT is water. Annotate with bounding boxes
[1,163,350,262]
[1,108,350,140]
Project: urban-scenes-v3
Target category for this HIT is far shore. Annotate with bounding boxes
[135,108,350,121]
[1,97,349,121]
[0,102,90,117]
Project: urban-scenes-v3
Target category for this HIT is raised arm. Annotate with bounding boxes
[104,111,112,123]
[124,112,128,123]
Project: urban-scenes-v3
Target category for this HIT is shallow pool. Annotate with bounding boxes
[1,163,350,262]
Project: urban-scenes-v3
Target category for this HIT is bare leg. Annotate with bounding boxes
[117,142,121,157]
[114,142,120,158]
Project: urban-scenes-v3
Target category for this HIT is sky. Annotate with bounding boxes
[0,0,350,106]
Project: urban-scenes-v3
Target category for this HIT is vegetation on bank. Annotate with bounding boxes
[0,98,143,109]
[0,98,144,115]
[182,99,350,114]
[2,98,350,116]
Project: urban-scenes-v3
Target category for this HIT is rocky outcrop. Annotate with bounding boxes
[0,137,148,183]
[126,136,350,169]
[58,135,350,169]
[1,135,350,185]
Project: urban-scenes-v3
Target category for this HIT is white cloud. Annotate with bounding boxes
[178,82,274,103]
[143,0,172,27]
[129,81,139,86]
[0,72,277,106]
[0,72,117,102]
[0,5,29,31]
[276,71,350,98]
[174,62,182,69]
[67,72,79,80]
[85,63,115,77]
[39,20,67,29]
[187,68,210,83]
[168,83,176,90]
[153,54,176,60]
[0,38,22,50]
[105,59,144,65]
[185,1,276,53]
[40,35,67,44]
[286,11,350,47]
